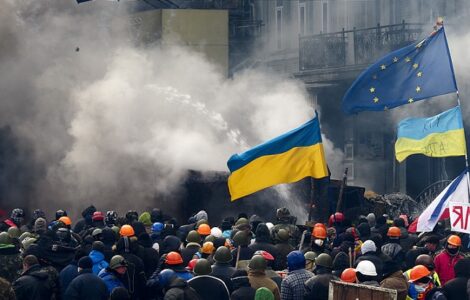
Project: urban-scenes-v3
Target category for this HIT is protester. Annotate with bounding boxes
[64,256,109,300]
[187,258,230,300]
[247,255,280,300]
[434,235,463,285]
[280,251,313,300]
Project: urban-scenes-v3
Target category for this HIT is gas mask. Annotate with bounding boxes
[314,239,324,247]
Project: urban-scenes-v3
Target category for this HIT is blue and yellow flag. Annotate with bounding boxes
[395,106,466,162]
[227,113,328,201]
[342,27,457,114]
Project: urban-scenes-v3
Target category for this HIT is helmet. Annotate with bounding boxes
[58,216,72,226]
[409,265,431,282]
[119,225,135,237]
[304,251,318,262]
[7,227,21,238]
[214,246,232,263]
[249,255,267,271]
[346,227,359,240]
[314,253,332,269]
[197,224,211,236]
[11,208,24,224]
[233,231,250,246]
[210,227,222,238]
[92,228,103,237]
[387,226,401,238]
[276,208,291,219]
[55,209,67,219]
[328,212,345,226]
[92,211,104,221]
[312,226,327,239]
[105,211,117,225]
[126,210,138,223]
[165,251,183,265]
[235,218,249,227]
[254,250,274,261]
[158,269,176,287]
[151,222,164,233]
[201,242,214,254]
[277,229,289,242]
[288,251,306,271]
[356,260,377,276]
[33,209,46,220]
[19,232,32,242]
[0,232,11,244]
[204,235,216,243]
[187,258,198,271]
[447,235,462,247]
[341,268,356,283]
[194,258,212,275]
[415,254,434,270]
[186,230,201,243]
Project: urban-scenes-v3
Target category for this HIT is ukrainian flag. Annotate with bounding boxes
[227,113,328,201]
[395,106,466,162]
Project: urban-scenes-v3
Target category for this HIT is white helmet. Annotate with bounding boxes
[210,227,222,238]
[356,260,377,276]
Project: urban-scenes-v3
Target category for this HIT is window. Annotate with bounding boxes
[299,4,306,35]
[322,2,328,33]
[276,7,282,49]
[345,144,354,160]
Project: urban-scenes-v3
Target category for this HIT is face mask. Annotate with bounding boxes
[447,247,459,255]
[414,283,428,293]
[314,239,324,247]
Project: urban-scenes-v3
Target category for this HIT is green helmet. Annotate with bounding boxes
[315,253,332,268]
[204,235,216,243]
[19,232,32,242]
[233,231,250,247]
[186,230,201,243]
[277,229,289,242]
[0,232,11,244]
[248,255,267,271]
[109,255,128,270]
[111,226,120,235]
[214,246,232,263]
[193,258,212,275]
[92,228,102,237]
[7,227,21,238]
[304,251,318,262]
[235,218,248,227]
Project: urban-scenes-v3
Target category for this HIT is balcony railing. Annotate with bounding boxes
[299,21,423,71]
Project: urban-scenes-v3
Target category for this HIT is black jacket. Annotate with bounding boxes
[64,269,108,300]
[443,277,468,300]
[211,263,236,293]
[164,277,201,300]
[13,264,55,300]
[188,275,230,300]
[230,276,256,300]
[137,233,160,278]
[181,244,201,267]
[355,251,385,280]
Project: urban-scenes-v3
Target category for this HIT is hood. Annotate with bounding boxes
[138,212,152,227]
[195,210,208,222]
[131,221,146,237]
[82,205,97,218]
[89,250,105,263]
[151,208,163,223]
[101,227,116,245]
[332,252,350,270]
[26,265,49,280]
[162,235,181,253]
[232,276,251,289]
[138,232,153,248]
[255,223,271,243]
[168,277,188,289]
[357,223,371,239]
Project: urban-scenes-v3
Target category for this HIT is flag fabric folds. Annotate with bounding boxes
[395,106,466,162]
[408,169,469,233]
[227,113,328,201]
[342,27,457,114]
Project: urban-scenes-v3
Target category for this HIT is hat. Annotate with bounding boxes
[34,218,47,233]
[138,212,152,227]
[361,240,377,255]
[78,256,93,269]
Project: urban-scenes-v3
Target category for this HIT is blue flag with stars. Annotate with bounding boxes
[342,27,457,114]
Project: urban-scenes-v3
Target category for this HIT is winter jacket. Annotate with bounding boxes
[304,273,338,300]
[0,243,22,283]
[405,247,434,270]
[73,205,96,234]
[64,268,108,300]
[136,233,160,277]
[380,270,408,300]
[89,250,109,275]
[280,269,314,300]
[188,275,230,300]
[274,242,294,270]
[230,246,254,268]
[230,276,256,300]
[181,244,201,267]
[247,270,280,300]
[355,251,384,280]
[442,277,468,300]
[164,277,201,300]
[249,224,282,270]
[0,276,15,300]
[212,263,236,292]
[59,261,79,297]
[332,252,350,278]
[13,264,55,300]
[98,268,125,294]
[434,251,463,285]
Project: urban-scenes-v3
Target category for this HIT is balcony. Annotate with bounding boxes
[299,22,423,73]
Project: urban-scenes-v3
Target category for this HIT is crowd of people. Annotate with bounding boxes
[0,206,468,300]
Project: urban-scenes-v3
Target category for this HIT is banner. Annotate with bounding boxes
[450,202,470,234]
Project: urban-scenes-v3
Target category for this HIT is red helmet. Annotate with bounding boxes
[187,259,198,271]
[328,212,345,226]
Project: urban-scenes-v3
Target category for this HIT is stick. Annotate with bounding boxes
[348,247,352,268]
[299,230,307,252]
[235,245,241,268]
[336,168,348,212]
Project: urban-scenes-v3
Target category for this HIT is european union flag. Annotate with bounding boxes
[342,27,457,114]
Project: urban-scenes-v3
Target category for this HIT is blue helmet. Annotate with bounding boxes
[287,250,305,271]
[152,222,164,233]
[158,269,176,287]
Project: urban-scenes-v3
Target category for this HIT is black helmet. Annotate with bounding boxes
[193,258,212,275]
[248,255,267,271]
[276,207,290,219]
[105,211,118,225]
[214,246,232,263]
[55,209,67,220]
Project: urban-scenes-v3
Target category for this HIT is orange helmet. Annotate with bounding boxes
[197,224,211,236]
[409,265,431,282]
[119,225,135,237]
[58,216,72,226]
[341,268,356,283]
[387,226,401,238]
[312,226,327,239]
[165,251,183,265]
[201,242,215,254]
[447,235,461,247]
